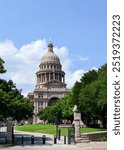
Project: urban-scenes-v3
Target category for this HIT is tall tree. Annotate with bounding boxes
[79,64,107,127]
[96,64,107,128]
[0,58,33,121]
[71,81,82,108]
[80,69,98,85]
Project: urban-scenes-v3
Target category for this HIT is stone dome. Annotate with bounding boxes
[41,43,60,64]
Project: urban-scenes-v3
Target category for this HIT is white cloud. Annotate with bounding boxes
[65,70,85,88]
[54,46,72,71]
[79,56,89,61]
[91,66,98,71]
[0,39,86,96]
[0,40,17,57]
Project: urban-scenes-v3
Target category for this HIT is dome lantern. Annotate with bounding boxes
[48,42,53,53]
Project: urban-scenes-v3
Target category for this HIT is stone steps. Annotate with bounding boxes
[75,134,90,143]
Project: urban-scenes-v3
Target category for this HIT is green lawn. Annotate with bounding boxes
[15,124,106,136]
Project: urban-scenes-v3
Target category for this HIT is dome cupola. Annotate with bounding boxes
[41,42,60,64]
[48,42,53,52]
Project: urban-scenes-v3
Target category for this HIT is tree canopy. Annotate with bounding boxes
[0,57,33,121]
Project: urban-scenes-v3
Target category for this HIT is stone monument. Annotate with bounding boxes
[6,117,13,144]
[73,105,81,138]
[73,105,86,127]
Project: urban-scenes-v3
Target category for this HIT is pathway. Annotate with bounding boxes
[0,130,107,150]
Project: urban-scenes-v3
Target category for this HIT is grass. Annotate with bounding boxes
[81,127,106,133]
[15,124,106,136]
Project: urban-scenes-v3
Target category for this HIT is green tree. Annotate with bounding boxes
[0,57,6,74]
[78,64,107,127]
[40,105,57,123]
[0,58,33,121]
[71,81,82,108]
[96,64,107,128]
[80,69,98,85]
[61,92,73,122]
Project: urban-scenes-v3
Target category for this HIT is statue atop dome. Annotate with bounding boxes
[48,42,54,53]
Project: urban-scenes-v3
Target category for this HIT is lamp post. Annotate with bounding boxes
[55,112,59,138]
[25,115,28,124]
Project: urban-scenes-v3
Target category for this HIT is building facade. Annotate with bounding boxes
[28,42,69,124]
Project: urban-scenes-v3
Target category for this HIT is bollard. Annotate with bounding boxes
[58,129,61,140]
[5,136,7,144]
[12,126,14,145]
[56,125,58,139]
[64,136,66,144]
[54,135,57,144]
[42,135,46,145]
[31,135,34,144]
[68,136,71,144]
[21,136,24,145]
[12,136,14,145]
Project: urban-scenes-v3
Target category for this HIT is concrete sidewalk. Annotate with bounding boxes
[0,142,107,150]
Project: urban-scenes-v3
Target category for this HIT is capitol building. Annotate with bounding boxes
[28,42,69,124]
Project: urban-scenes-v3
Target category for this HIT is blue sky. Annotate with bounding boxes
[0,0,106,95]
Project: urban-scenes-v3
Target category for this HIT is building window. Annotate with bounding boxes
[38,93,43,98]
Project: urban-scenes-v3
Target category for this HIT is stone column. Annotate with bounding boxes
[46,102,48,107]
[37,101,39,113]
[45,73,47,82]
[39,74,41,83]
[49,73,50,81]
[38,74,39,83]
[57,73,59,80]
[41,73,43,82]
[6,117,13,144]
[63,75,65,83]
[59,74,61,81]
[73,105,81,139]
[37,75,38,83]
[53,72,55,80]
[74,113,81,138]
[43,102,46,108]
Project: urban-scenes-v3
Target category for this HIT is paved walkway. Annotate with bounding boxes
[0,143,107,150]
[0,130,107,150]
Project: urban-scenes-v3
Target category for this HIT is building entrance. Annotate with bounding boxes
[48,97,58,106]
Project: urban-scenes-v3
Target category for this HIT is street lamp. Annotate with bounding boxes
[55,112,59,138]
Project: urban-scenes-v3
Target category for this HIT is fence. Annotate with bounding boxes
[0,125,7,144]
[58,124,75,144]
